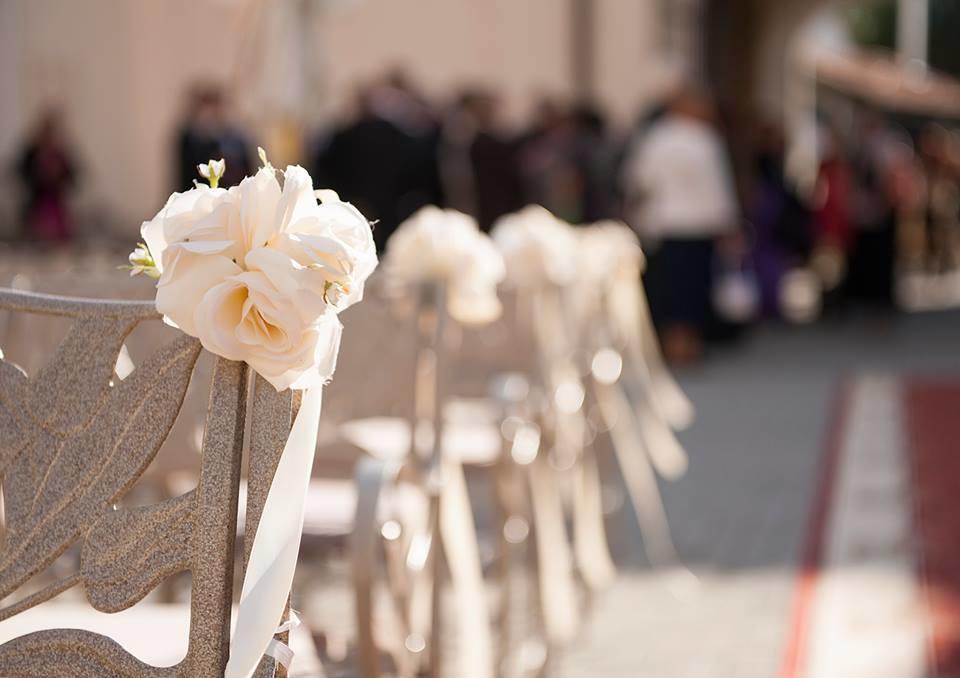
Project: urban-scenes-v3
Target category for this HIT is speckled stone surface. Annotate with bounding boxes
[0,288,288,677]
[244,375,295,678]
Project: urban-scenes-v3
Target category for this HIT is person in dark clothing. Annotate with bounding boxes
[518,105,582,223]
[571,104,620,222]
[313,81,443,252]
[846,110,898,307]
[748,121,813,316]
[16,109,78,242]
[440,91,524,231]
[175,85,252,191]
[621,87,740,363]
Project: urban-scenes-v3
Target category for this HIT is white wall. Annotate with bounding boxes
[3,0,249,235]
[0,0,668,236]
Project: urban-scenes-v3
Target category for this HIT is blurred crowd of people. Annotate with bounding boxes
[8,73,960,363]
[307,73,623,252]
[810,112,960,311]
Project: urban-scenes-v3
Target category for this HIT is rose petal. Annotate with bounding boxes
[156,253,242,336]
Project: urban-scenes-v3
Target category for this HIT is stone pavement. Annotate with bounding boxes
[558,310,960,678]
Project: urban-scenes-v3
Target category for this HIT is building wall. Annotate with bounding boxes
[0,0,665,236]
[1,0,247,236]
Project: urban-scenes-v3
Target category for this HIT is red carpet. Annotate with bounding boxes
[905,379,960,678]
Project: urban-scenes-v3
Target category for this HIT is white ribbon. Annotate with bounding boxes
[263,609,301,670]
[264,639,294,671]
[611,270,694,431]
[438,457,494,678]
[225,387,323,678]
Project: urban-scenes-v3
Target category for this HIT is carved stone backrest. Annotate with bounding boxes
[0,289,293,677]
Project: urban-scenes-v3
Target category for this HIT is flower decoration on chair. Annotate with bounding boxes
[127,151,377,678]
[131,152,377,390]
[579,219,694,431]
[490,204,579,288]
[385,205,505,324]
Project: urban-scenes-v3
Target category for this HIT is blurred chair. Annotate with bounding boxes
[338,281,494,678]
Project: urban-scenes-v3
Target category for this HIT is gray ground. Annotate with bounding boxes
[559,309,960,677]
[8,258,959,677]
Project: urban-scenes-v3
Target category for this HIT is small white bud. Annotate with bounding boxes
[127,243,160,279]
[196,158,226,188]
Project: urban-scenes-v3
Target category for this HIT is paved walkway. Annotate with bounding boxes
[559,310,960,678]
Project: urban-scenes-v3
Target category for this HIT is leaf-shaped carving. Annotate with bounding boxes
[0,629,174,677]
[0,317,137,535]
[81,492,196,613]
[0,360,28,471]
[1,429,59,541]
[29,317,138,434]
[0,334,201,601]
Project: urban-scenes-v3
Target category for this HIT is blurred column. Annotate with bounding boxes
[0,0,19,236]
[897,0,929,72]
[662,0,706,83]
[238,0,316,165]
[570,0,595,100]
[0,1,19,157]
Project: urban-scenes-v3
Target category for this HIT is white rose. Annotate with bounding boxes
[386,206,505,324]
[140,185,228,275]
[491,205,579,287]
[268,182,378,312]
[142,163,377,390]
[194,270,344,391]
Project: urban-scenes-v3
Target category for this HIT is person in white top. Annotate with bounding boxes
[621,87,741,363]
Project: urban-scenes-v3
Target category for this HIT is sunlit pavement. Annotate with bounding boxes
[560,310,960,678]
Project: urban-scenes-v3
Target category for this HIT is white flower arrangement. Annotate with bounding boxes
[128,152,379,678]
[130,151,377,391]
[385,205,505,324]
[490,205,579,288]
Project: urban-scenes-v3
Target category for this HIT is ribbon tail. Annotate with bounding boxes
[439,457,494,678]
[528,452,580,645]
[633,286,694,430]
[225,386,323,678]
[634,390,689,480]
[572,450,617,591]
[611,272,694,431]
[595,380,678,568]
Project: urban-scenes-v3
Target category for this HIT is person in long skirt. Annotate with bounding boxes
[621,86,740,363]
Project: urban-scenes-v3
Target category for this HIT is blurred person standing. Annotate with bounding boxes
[519,104,582,222]
[440,90,523,231]
[15,109,78,242]
[811,123,854,310]
[314,75,442,251]
[846,110,900,306]
[621,86,739,363]
[175,85,252,191]
[748,121,813,317]
[571,104,620,221]
[918,124,960,274]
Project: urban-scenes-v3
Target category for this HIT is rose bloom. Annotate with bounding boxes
[490,205,579,288]
[140,164,377,390]
[385,206,505,324]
